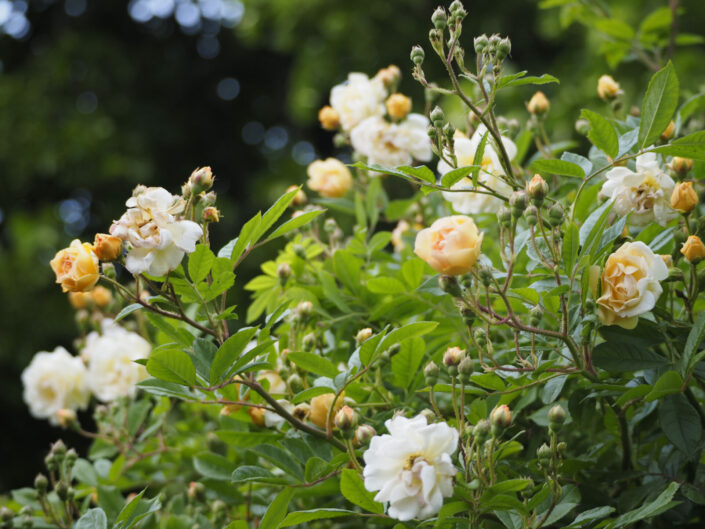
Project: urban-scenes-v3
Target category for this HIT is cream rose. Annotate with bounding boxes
[597,241,668,329]
[414,215,483,276]
[306,158,353,198]
[50,240,100,293]
[599,153,677,226]
[110,186,203,277]
[350,114,432,168]
[438,125,516,214]
[329,73,387,132]
[22,347,90,424]
[363,414,458,521]
[81,319,151,402]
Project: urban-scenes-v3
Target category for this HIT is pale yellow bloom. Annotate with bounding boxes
[681,235,705,263]
[414,216,483,276]
[307,158,353,198]
[310,392,344,429]
[597,75,621,100]
[385,93,412,120]
[50,240,100,293]
[670,181,698,213]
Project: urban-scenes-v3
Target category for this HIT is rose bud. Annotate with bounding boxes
[671,181,698,213]
[681,235,705,263]
[93,233,123,261]
[318,105,340,131]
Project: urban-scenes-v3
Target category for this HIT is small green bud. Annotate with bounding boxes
[287,373,304,393]
[101,262,116,279]
[442,122,455,140]
[473,419,491,443]
[488,34,501,52]
[537,443,551,465]
[498,205,512,228]
[431,7,447,29]
[410,45,425,65]
[557,441,567,454]
[509,190,528,217]
[323,217,338,234]
[387,343,402,358]
[575,118,590,136]
[424,361,440,385]
[51,440,67,459]
[449,0,466,19]
[292,244,307,259]
[548,203,564,227]
[497,37,511,59]
[473,327,487,347]
[65,448,77,469]
[55,481,68,501]
[548,405,567,432]
[443,346,464,376]
[427,125,438,140]
[334,406,358,436]
[529,305,543,327]
[0,507,13,527]
[524,204,539,226]
[428,28,443,46]
[460,306,475,326]
[458,356,473,383]
[354,424,376,446]
[473,35,489,54]
[478,265,493,287]
[34,474,48,493]
[277,262,292,285]
[188,166,214,194]
[439,275,462,297]
[527,174,549,206]
[302,332,316,351]
[419,408,436,423]
[430,106,445,128]
[295,300,314,321]
[674,227,688,245]
[489,405,512,436]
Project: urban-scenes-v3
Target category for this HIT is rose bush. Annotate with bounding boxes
[5,2,705,528]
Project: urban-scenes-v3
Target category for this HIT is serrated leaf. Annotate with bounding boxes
[146,349,196,386]
[592,342,669,372]
[260,488,294,529]
[580,109,618,158]
[679,310,705,375]
[209,327,259,384]
[231,465,287,485]
[75,509,107,529]
[498,72,559,89]
[188,244,215,284]
[441,165,477,188]
[659,394,702,457]
[531,158,585,178]
[651,131,705,161]
[367,276,406,294]
[268,209,325,240]
[639,61,679,149]
[114,303,143,322]
[340,469,384,514]
[287,352,339,378]
[611,481,680,527]
[397,165,436,184]
[280,509,356,527]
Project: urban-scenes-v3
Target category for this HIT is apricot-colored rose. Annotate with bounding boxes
[597,75,621,100]
[50,240,100,293]
[681,235,705,263]
[310,392,344,429]
[414,216,483,276]
[93,233,122,261]
[306,158,352,198]
[671,181,698,213]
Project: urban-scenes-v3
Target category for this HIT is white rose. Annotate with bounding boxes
[82,319,151,402]
[110,187,203,276]
[599,152,677,226]
[597,241,668,329]
[438,125,516,214]
[22,347,90,424]
[363,414,458,521]
[330,73,387,132]
[350,114,432,168]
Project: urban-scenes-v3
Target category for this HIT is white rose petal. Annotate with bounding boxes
[351,114,432,169]
[330,73,387,132]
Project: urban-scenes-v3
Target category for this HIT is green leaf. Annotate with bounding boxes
[267,209,325,240]
[562,223,579,273]
[679,310,705,375]
[333,250,363,295]
[592,342,669,372]
[402,258,425,289]
[391,337,425,389]
[231,465,287,485]
[340,469,384,514]
[580,109,618,158]
[146,349,196,386]
[638,61,679,149]
[379,321,438,353]
[367,276,406,294]
[194,452,237,480]
[441,165,476,188]
[136,378,196,400]
[678,93,705,123]
[287,352,339,378]
[531,158,585,178]
[659,394,702,458]
[611,481,680,527]
[292,386,334,404]
[651,131,705,161]
[498,72,559,89]
[488,479,532,494]
[397,165,436,185]
[209,327,259,384]
[114,490,161,529]
[645,370,683,401]
[579,200,612,250]
[280,509,356,527]
[561,152,593,176]
[259,488,295,529]
[188,244,215,284]
[358,331,387,366]
[254,187,302,242]
[250,445,304,480]
[114,303,143,322]
[75,509,107,529]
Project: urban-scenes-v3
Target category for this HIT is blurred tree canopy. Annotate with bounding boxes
[0,0,703,491]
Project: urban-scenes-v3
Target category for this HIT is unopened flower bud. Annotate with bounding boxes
[424,361,440,385]
[293,403,310,421]
[101,262,116,280]
[548,202,564,227]
[34,474,48,493]
[201,191,217,206]
[354,424,376,446]
[575,118,590,136]
[51,439,67,459]
[442,122,455,140]
[355,328,373,344]
[449,0,467,19]
[537,443,551,465]
[660,120,675,142]
[524,205,539,226]
[529,305,543,327]
[203,206,220,223]
[410,45,425,65]
[334,405,358,435]
[681,235,705,263]
[287,373,304,394]
[439,275,462,297]
[248,407,266,427]
[490,404,512,436]
[295,300,314,320]
[670,156,693,175]
[473,327,487,347]
[473,35,489,54]
[65,448,77,468]
[548,405,567,432]
[277,262,292,285]
[478,266,493,287]
[443,346,464,376]
[431,7,447,29]
[430,106,445,128]
[386,93,412,120]
[310,393,344,429]
[473,419,491,443]
[189,166,214,194]
[458,356,473,382]
[671,181,699,213]
[56,409,78,429]
[597,75,621,101]
[496,37,511,60]
[293,244,307,259]
[498,205,512,227]
[509,190,528,217]
[528,91,550,115]
[0,507,13,525]
[68,291,92,309]
[318,105,340,131]
[527,174,549,206]
[460,306,475,326]
[55,481,68,501]
[557,441,567,454]
[91,286,112,308]
[302,333,316,352]
[93,233,122,261]
[187,481,206,502]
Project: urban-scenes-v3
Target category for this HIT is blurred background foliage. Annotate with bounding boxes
[0,0,703,491]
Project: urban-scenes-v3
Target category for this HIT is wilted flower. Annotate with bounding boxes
[50,240,100,293]
[307,158,353,198]
[439,125,516,214]
[597,242,668,329]
[414,215,483,275]
[350,114,432,168]
[81,319,150,402]
[329,73,387,132]
[600,153,676,226]
[363,414,458,521]
[22,347,90,424]
[109,187,203,277]
[681,235,705,263]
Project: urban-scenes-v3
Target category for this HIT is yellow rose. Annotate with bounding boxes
[68,291,93,309]
[597,242,668,329]
[681,235,705,263]
[385,93,412,120]
[318,105,340,131]
[597,75,621,101]
[310,392,344,429]
[306,158,353,198]
[414,216,483,276]
[93,233,122,261]
[670,181,698,213]
[91,286,113,308]
[50,240,100,293]
[670,157,693,175]
[527,91,550,115]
